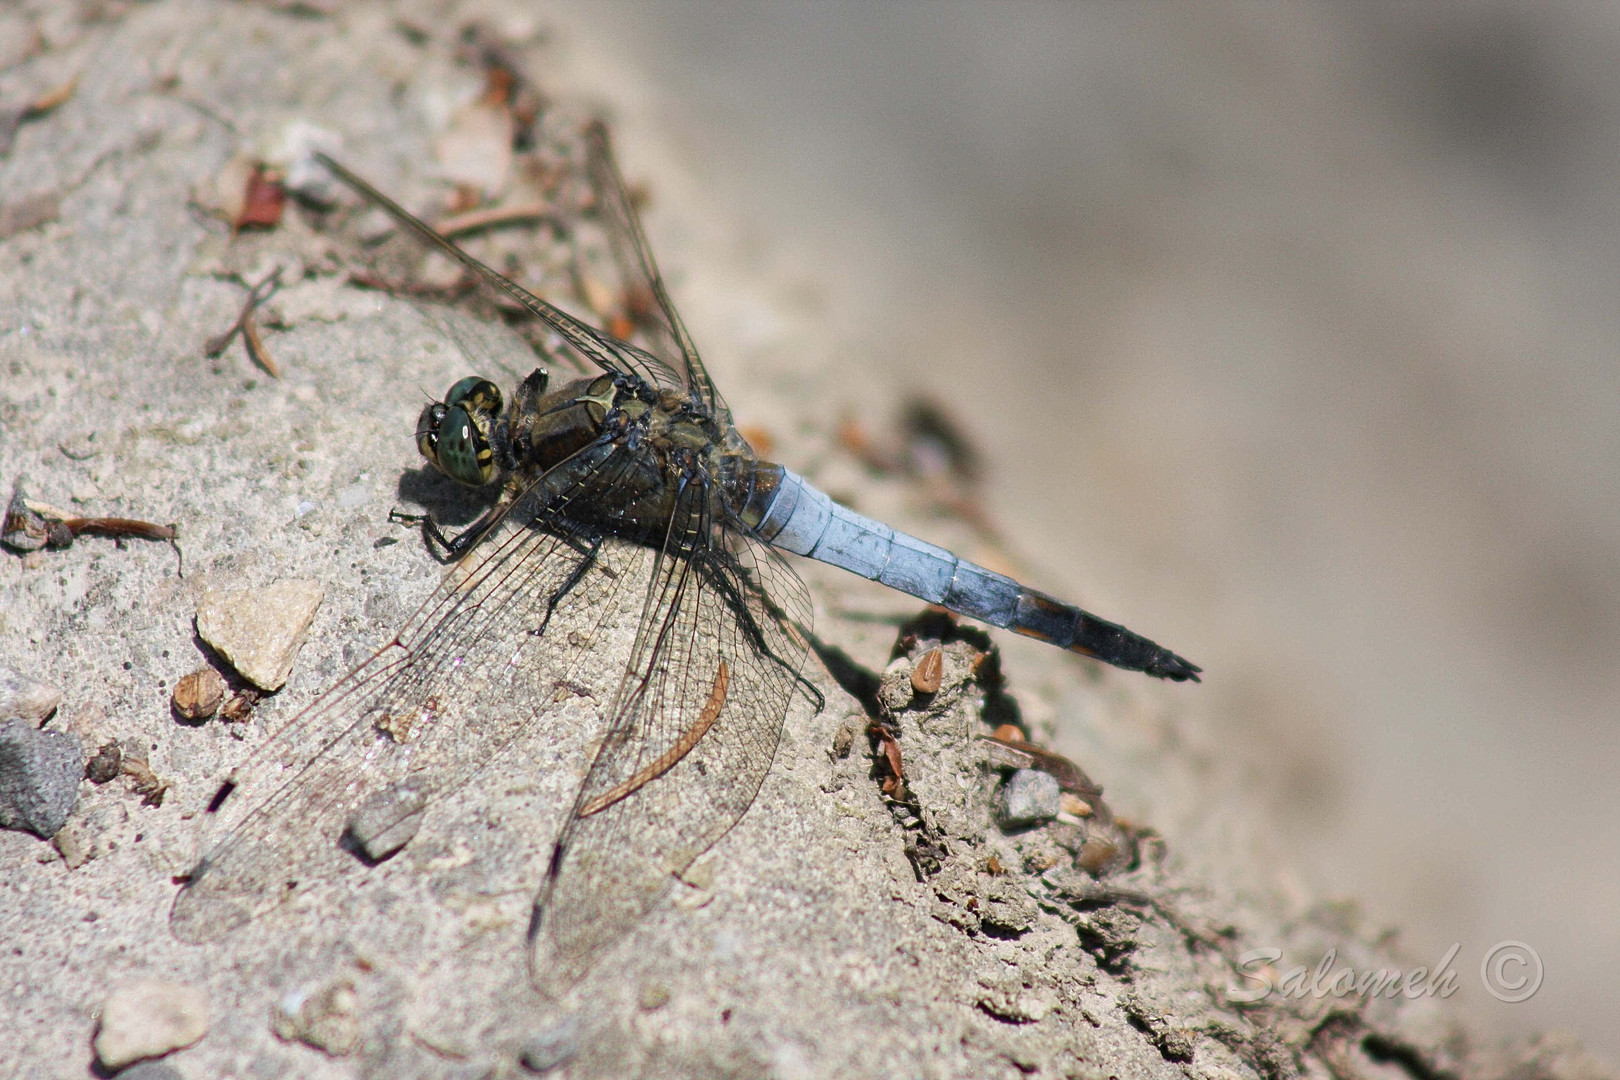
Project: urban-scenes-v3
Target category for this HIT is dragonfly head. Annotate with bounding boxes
[418,376,503,486]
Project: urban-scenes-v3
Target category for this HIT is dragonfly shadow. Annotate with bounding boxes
[387,465,502,562]
[395,465,493,525]
[805,632,882,717]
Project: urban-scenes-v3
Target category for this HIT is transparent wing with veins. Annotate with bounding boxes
[187,146,818,985]
[528,478,811,993]
[315,151,687,398]
[580,120,727,418]
[171,445,653,942]
[173,392,813,989]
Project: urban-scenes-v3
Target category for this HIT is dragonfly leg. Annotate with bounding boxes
[388,505,504,563]
[530,532,605,638]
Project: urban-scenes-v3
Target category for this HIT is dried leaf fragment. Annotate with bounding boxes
[235,164,287,230]
[172,669,226,722]
[122,756,170,807]
[3,481,175,554]
[910,647,944,695]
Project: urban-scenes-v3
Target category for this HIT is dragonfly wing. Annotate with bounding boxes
[315,152,686,396]
[581,121,726,417]
[527,483,811,993]
[171,446,652,942]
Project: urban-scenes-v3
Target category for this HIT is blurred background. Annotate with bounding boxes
[541,1,1617,1052]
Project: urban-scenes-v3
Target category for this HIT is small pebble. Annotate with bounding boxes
[1076,838,1122,875]
[52,822,90,869]
[674,851,720,911]
[94,980,209,1069]
[434,98,513,196]
[637,982,670,1011]
[977,984,1056,1024]
[196,579,323,691]
[1058,792,1093,818]
[271,119,343,201]
[519,1018,579,1074]
[995,768,1061,830]
[875,659,914,713]
[172,668,226,721]
[679,852,716,891]
[344,782,427,863]
[272,977,360,1056]
[578,273,616,320]
[829,718,856,758]
[85,742,122,784]
[0,664,61,721]
[0,717,83,837]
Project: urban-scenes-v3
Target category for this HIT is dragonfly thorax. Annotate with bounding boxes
[420,367,733,532]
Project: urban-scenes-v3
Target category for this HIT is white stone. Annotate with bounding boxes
[94,980,209,1068]
[196,579,323,691]
[0,665,60,722]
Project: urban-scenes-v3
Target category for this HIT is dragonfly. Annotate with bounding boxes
[170,122,1199,995]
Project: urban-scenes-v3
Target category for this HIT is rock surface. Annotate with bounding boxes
[0,3,1609,1079]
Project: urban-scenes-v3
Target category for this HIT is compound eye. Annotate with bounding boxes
[445,377,502,418]
[433,404,496,486]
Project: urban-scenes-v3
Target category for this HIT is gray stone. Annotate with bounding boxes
[995,767,1061,829]
[519,1019,579,1074]
[108,1062,183,1080]
[343,781,428,863]
[0,716,82,837]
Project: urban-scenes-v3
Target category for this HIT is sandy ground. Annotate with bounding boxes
[0,1,1613,1077]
